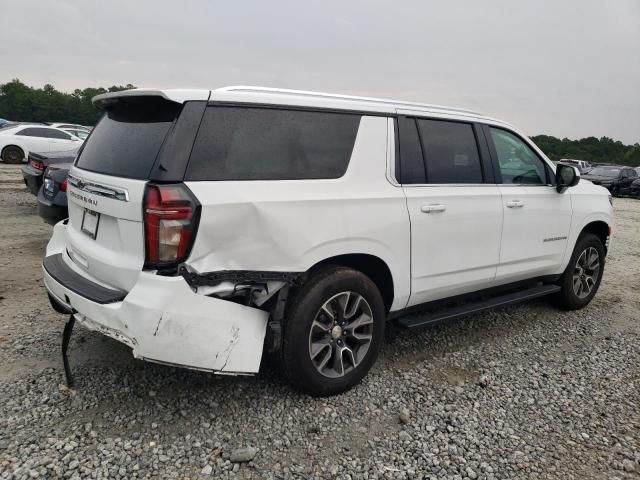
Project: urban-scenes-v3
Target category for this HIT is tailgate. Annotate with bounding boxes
[65,167,147,291]
[62,95,191,291]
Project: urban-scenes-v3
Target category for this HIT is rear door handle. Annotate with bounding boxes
[506,200,524,208]
[421,204,447,213]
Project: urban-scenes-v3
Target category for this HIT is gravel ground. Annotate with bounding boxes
[0,163,639,479]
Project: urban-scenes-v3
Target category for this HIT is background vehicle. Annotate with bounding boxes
[47,123,92,132]
[38,163,72,224]
[0,125,82,164]
[558,158,591,174]
[630,177,640,199]
[61,128,90,140]
[42,87,612,396]
[583,165,638,196]
[21,148,79,195]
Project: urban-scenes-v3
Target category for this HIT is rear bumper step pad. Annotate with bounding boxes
[43,253,126,304]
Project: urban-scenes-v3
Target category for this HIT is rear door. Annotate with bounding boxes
[485,126,572,282]
[64,97,188,291]
[398,116,503,306]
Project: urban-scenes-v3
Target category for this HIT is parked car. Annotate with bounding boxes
[42,87,612,396]
[47,123,92,132]
[38,163,72,224]
[558,158,591,174]
[582,165,638,196]
[61,128,90,140]
[0,125,83,164]
[21,148,79,195]
[630,177,640,199]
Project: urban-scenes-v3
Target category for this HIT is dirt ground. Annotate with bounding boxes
[0,163,638,479]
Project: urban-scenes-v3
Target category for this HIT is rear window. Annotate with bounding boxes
[185,106,361,181]
[76,98,181,179]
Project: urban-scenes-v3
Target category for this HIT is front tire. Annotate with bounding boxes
[1,145,25,164]
[281,266,385,396]
[557,233,605,310]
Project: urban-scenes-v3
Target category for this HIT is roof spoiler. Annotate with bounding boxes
[92,89,210,110]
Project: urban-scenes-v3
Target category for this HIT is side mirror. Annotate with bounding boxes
[556,164,580,193]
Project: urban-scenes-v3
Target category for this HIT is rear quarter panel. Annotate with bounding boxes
[185,116,411,310]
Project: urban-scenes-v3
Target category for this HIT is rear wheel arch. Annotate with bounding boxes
[307,253,394,312]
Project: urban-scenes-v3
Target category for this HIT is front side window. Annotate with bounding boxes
[416,119,483,184]
[186,107,361,181]
[490,128,548,185]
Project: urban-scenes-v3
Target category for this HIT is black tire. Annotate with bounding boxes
[610,185,619,197]
[1,145,25,164]
[556,233,605,310]
[281,266,385,396]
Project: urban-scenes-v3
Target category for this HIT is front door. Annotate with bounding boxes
[486,126,572,282]
[397,116,503,306]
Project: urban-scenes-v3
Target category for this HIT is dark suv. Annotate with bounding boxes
[582,165,638,197]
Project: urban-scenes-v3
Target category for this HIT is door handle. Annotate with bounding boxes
[421,204,446,213]
[506,200,524,208]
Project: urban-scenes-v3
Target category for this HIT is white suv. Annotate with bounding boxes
[42,87,613,396]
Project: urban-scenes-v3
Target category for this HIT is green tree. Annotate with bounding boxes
[0,79,134,126]
[531,134,640,167]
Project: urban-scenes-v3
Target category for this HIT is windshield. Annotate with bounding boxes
[588,167,619,177]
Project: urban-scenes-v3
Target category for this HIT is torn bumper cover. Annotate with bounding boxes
[42,253,269,374]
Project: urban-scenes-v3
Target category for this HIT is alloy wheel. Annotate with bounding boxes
[572,246,600,299]
[308,291,374,378]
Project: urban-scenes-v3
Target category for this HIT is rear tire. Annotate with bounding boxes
[1,145,25,164]
[556,233,605,310]
[280,266,385,396]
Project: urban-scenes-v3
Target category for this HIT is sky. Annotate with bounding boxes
[1,0,639,143]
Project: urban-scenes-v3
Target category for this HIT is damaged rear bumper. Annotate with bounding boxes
[42,251,269,375]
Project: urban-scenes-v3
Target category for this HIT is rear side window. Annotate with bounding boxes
[76,98,181,179]
[185,107,360,181]
[16,127,52,138]
[416,119,483,184]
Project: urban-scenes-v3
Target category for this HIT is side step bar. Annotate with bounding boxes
[397,284,561,329]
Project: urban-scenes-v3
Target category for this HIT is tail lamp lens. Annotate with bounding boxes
[60,178,68,192]
[30,159,45,171]
[144,184,198,266]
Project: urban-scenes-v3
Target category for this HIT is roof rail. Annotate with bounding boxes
[216,86,481,115]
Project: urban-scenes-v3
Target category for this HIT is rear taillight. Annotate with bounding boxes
[60,178,67,192]
[30,159,45,171]
[143,184,199,267]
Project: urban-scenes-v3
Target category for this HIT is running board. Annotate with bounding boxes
[397,284,561,329]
